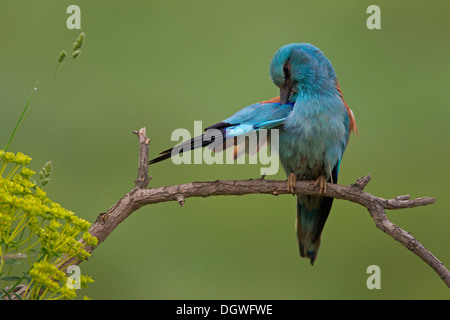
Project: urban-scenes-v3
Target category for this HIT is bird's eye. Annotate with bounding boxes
[283,62,290,77]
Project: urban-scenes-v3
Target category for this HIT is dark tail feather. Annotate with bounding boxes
[148,121,239,165]
[296,194,334,265]
[148,134,212,165]
[148,152,174,165]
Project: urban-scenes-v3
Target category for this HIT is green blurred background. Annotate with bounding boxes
[1,0,449,299]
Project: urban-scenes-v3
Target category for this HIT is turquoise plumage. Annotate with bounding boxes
[149,43,357,265]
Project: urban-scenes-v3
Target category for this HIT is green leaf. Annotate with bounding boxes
[4,258,22,266]
[0,276,23,282]
[13,292,22,300]
[0,289,12,300]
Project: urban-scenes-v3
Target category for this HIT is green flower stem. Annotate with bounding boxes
[0,247,4,274]
[22,280,32,299]
[2,85,36,153]
[5,164,20,180]
[8,214,28,243]
[3,60,66,153]
[12,210,25,225]
[51,222,69,248]
[46,291,63,300]
[16,239,40,254]
[55,255,75,270]
[39,286,50,300]
[22,61,65,125]
[0,162,7,176]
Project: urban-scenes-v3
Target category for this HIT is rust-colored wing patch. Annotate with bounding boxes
[336,82,358,135]
[258,96,281,104]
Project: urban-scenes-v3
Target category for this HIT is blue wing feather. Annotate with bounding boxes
[149,102,293,164]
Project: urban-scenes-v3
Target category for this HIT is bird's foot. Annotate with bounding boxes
[314,175,327,195]
[286,172,297,195]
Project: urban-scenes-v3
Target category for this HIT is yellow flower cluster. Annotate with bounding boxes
[0,150,96,300]
[28,261,94,300]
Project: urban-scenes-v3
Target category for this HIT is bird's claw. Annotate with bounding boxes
[314,175,327,195]
[286,172,297,195]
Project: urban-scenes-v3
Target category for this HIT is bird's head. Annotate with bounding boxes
[270,43,337,104]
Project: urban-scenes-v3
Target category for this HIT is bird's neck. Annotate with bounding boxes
[290,81,338,104]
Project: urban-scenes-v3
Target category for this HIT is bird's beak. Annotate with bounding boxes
[280,77,294,104]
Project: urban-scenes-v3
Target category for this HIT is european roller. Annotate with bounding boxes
[149,43,357,265]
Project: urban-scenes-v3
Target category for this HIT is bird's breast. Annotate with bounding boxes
[278,97,347,179]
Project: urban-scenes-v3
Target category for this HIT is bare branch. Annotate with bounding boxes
[59,127,448,290]
[133,128,151,189]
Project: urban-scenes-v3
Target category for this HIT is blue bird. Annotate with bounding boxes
[149,43,357,265]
